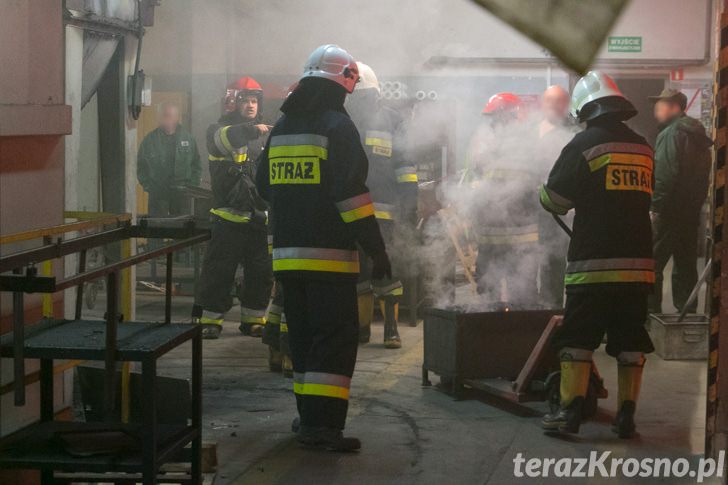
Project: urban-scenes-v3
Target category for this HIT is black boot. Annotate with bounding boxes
[383,300,401,349]
[297,426,361,452]
[612,400,637,439]
[542,396,584,434]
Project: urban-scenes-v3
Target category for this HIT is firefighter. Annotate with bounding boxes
[540,71,655,438]
[468,93,540,306]
[346,62,418,349]
[256,44,391,451]
[192,76,274,341]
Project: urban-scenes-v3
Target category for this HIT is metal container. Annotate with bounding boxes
[647,313,709,360]
[422,307,560,397]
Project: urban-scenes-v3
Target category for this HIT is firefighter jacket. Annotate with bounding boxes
[206,111,268,225]
[539,117,655,292]
[255,110,387,282]
[651,113,712,217]
[348,104,418,224]
[466,122,540,246]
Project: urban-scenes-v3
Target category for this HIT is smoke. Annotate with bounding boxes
[416,111,576,311]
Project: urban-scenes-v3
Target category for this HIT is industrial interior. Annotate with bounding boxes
[2,0,728,484]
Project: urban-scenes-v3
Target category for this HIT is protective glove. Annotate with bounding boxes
[371,252,392,281]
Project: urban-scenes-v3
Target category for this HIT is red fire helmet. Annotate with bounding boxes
[482,92,522,115]
[223,76,263,114]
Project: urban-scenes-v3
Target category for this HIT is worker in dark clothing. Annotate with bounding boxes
[192,76,274,341]
[540,71,655,439]
[137,102,201,216]
[346,62,418,348]
[647,88,712,314]
[536,86,577,309]
[256,44,391,451]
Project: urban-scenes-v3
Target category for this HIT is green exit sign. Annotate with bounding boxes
[608,36,642,53]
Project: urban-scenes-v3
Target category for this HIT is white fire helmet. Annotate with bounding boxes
[570,71,626,120]
[301,44,360,93]
[354,62,380,93]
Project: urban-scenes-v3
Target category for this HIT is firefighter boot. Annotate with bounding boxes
[382,299,401,349]
[542,348,592,434]
[613,352,645,439]
[268,346,283,372]
[297,426,361,452]
[192,305,222,340]
[357,291,374,344]
[239,323,264,337]
[282,355,294,378]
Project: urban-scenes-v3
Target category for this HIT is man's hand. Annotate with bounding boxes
[255,124,272,136]
[371,252,392,280]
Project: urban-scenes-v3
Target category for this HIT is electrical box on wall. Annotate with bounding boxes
[127,70,152,119]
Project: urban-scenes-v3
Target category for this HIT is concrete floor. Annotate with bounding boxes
[109,287,713,485]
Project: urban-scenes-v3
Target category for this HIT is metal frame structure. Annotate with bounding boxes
[0,215,209,485]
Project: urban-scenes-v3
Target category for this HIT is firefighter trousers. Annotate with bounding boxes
[194,217,273,325]
[263,281,290,357]
[282,277,359,430]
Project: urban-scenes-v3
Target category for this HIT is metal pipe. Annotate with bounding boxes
[105,271,119,419]
[165,252,173,324]
[12,267,25,406]
[75,249,87,320]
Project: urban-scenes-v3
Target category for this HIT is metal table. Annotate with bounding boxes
[0,320,202,484]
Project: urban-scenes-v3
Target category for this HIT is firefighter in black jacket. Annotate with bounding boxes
[540,71,655,438]
[256,44,391,451]
[346,62,418,348]
[192,76,274,341]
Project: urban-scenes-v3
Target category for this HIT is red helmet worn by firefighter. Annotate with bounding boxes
[222,76,263,114]
[482,92,522,115]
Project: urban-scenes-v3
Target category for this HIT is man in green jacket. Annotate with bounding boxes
[137,103,202,216]
[648,89,712,313]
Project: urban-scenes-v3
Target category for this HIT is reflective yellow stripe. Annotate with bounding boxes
[234,152,248,164]
[588,153,653,173]
[209,208,251,223]
[208,155,228,161]
[293,382,304,394]
[375,210,393,220]
[241,316,266,324]
[280,323,288,333]
[298,383,350,400]
[477,233,539,245]
[365,137,393,149]
[273,258,360,273]
[200,317,223,326]
[268,144,328,160]
[219,126,235,153]
[564,270,655,285]
[340,204,375,222]
[539,184,572,215]
[397,173,418,183]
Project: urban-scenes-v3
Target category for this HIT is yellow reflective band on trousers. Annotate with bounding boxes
[272,247,360,274]
[233,151,248,164]
[397,173,418,183]
[336,193,375,223]
[209,208,251,223]
[292,372,351,401]
[241,307,267,325]
[200,310,224,326]
[374,202,396,221]
[565,257,655,285]
[280,323,288,333]
[565,270,655,285]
